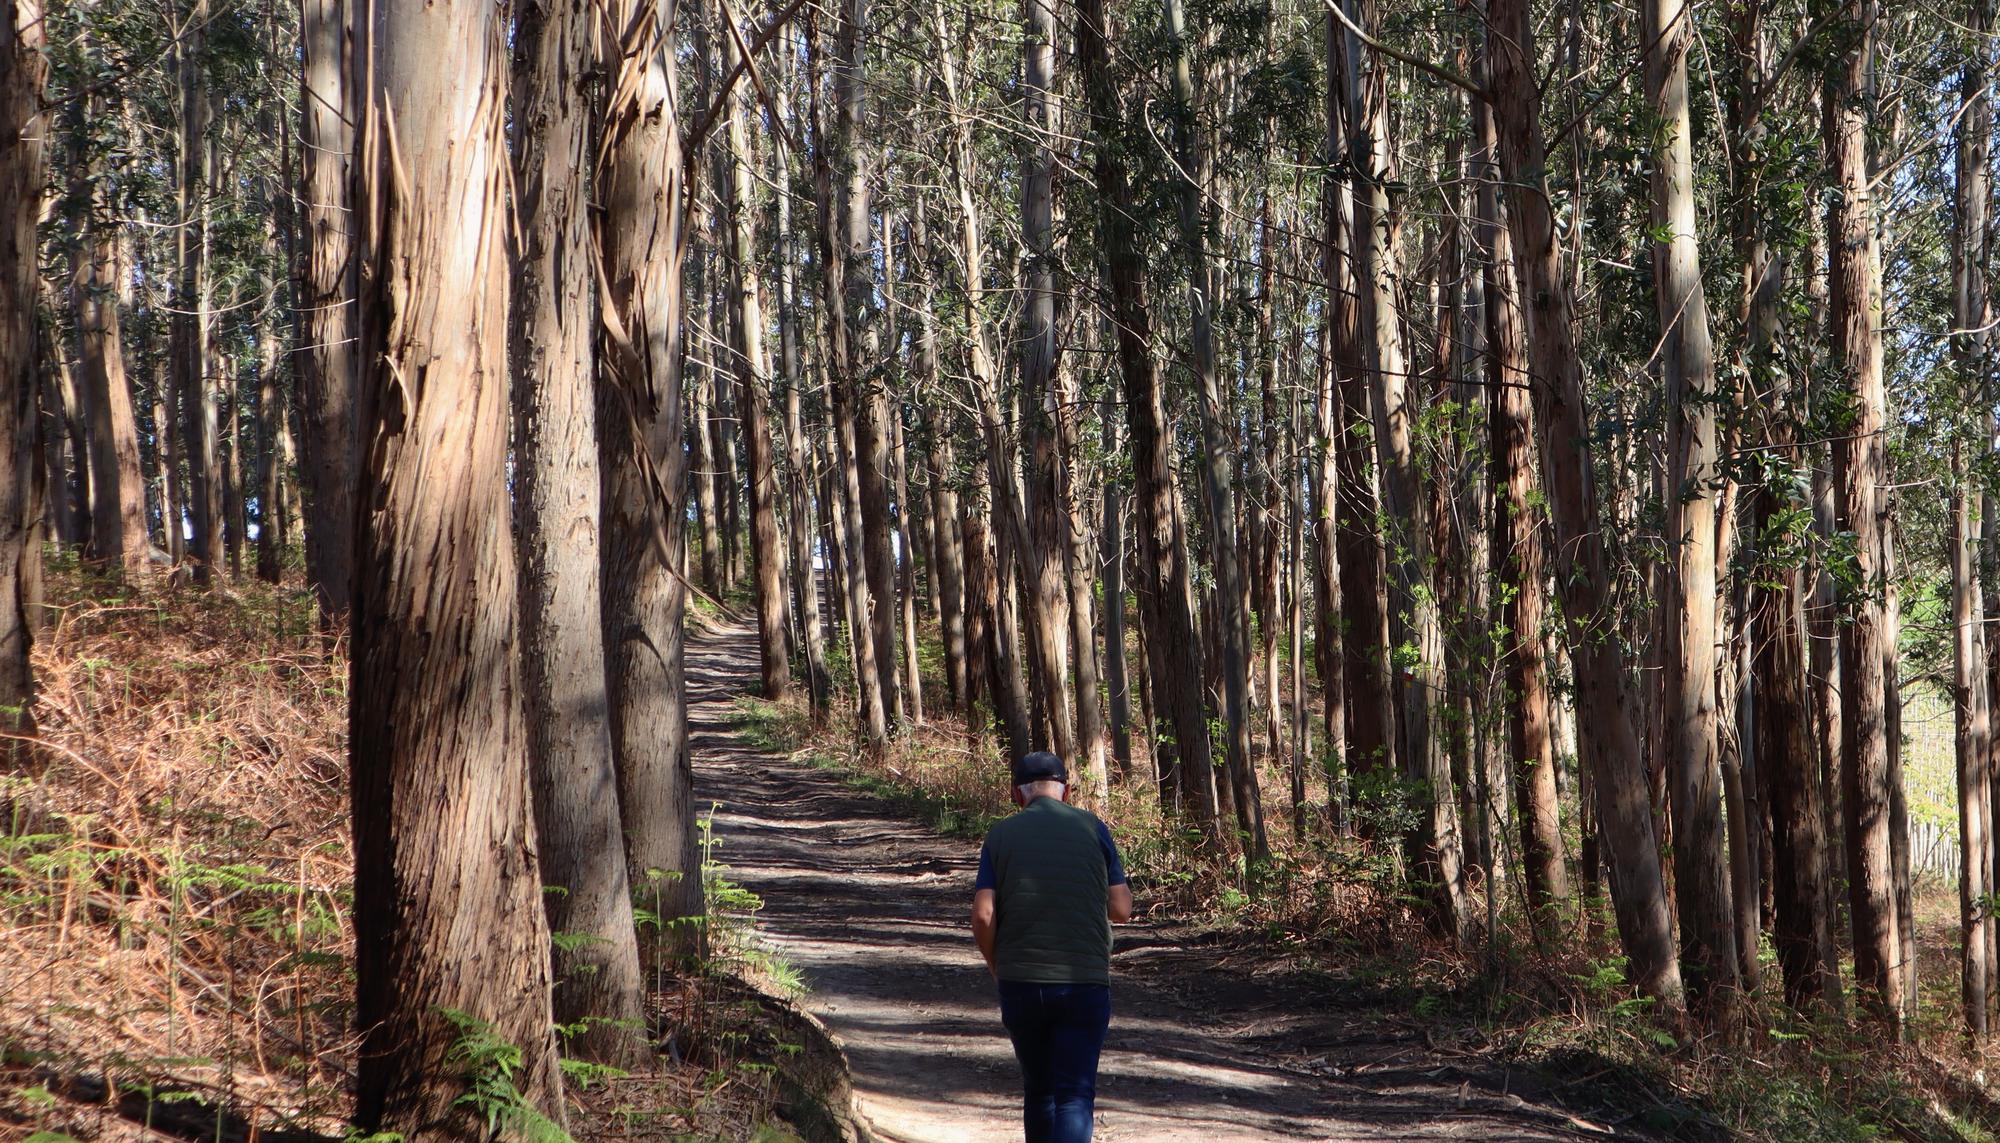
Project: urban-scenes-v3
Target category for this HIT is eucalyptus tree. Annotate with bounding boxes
[598,0,704,952]
[1485,0,1682,1007]
[1,0,43,732]
[1166,0,1266,865]
[1077,0,1221,844]
[1338,0,1462,929]
[1644,0,1736,1004]
[1824,0,1903,1031]
[345,0,562,1129]
[1953,0,1997,1037]
[721,12,794,702]
[296,0,355,622]
[511,0,648,1066]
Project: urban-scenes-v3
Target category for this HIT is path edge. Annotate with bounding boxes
[713,972,886,1143]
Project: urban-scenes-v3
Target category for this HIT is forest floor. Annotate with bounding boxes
[687,617,1653,1142]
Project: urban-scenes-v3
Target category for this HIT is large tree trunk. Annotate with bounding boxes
[722,25,793,702]
[1824,0,1903,1032]
[1,0,44,735]
[297,0,356,623]
[1077,0,1219,840]
[1486,0,1683,1007]
[598,0,703,951]
[1340,0,1464,930]
[1168,0,1266,864]
[510,0,647,1067]
[347,0,562,1130]
[1954,0,1996,1038]
[1645,0,1737,1003]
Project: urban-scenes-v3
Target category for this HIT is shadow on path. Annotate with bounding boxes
[688,620,1626,1142]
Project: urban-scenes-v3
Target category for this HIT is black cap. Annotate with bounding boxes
[1011,750,1068,786]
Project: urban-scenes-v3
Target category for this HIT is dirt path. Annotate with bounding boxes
[689,620,1630,1142]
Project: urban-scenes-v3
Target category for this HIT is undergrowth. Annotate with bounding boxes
[0,565,813,1143]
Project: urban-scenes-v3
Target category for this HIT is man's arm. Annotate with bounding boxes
[971,887,999,978]
[1107,882,1133,923]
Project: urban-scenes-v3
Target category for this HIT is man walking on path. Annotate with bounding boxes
[971,750,1134,1143]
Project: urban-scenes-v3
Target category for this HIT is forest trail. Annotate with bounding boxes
[688,619,1624,1142]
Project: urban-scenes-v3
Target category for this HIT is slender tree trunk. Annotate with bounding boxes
[839,0,900,727]
[1487,0,1683,1007]
[1825,0,1903,1031]
[598,0,702,952]
[348,0,561,1128]
[1324,13,1395,820]
[1954,0,1996,1037]
[252,289,282,583]
[223,378,244,577]
[1480,94,1567,927]
[774,84,830,715]
[176,0,220,587]
[1885,526,1918,1017]
[1341,0,1463,928]
[65,84,148,582]
[42,335,86,551]
[878,216,921,724]
[1077,0,1218,840]
[1101,400,1132,777]
[298,0,355,624]
[1015,0,1076,768]
[689,292,723,596]
[510,0,647,1067]
[1731,0,1840,1014]
[1059,388,1104,797]
[722,26,792,701]
[1311,292,1347,824]
[1169,0,1266,864]
[1256,201,1285,773]
[911,203,967,714]
[1288,383,1310,833]
[1645,0,1737,1002]
[153,370,181,561]
[811,9,888,745]
[893,409,923,722]
[1,0,45,735]
[966,488,1032,758]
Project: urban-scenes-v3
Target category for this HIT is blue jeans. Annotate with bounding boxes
[996,981,1111,1143]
